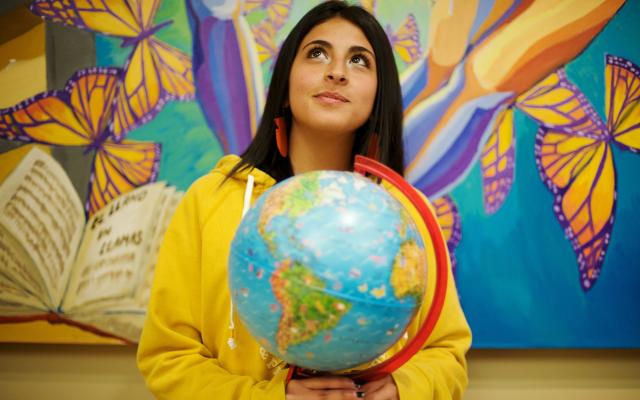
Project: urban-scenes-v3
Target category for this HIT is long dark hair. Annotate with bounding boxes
[229,0,403,182]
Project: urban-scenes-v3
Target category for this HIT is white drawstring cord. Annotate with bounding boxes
[227,174,255,350]
[242,174,255,219]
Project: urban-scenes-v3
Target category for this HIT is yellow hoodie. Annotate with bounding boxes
[137,155,471,399]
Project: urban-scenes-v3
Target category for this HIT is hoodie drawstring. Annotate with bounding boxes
[227,174,255,350]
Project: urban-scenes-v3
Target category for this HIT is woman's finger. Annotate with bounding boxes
[360,375,389,392]
[286,386,363,400]
[359,375,399,400]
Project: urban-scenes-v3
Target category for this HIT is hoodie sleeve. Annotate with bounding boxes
[136,174,287,400]
[390,191,472,399]
[391,266,471,399]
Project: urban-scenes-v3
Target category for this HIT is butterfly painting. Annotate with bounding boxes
[0,68,161,217]
[479,66,606,215]
[522,55,639,290]
[386,14,421,65]
[30,0,195,141]
[244,0,292,30]
[477,55,640,290]
[433,195,462,275]
[480,107,516,215]
[245,0,293,67]
[252,19,280,65]
[358,0,421,65]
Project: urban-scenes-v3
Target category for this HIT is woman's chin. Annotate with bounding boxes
[311,113,366,133]
[311,121,362,137]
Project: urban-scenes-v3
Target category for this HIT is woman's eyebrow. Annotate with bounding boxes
[302,39,375,57]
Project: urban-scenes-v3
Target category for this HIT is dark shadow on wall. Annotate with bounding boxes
[45,22,95,89]
[1,1,96,204]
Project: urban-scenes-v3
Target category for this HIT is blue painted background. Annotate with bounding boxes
[454,1,640,347]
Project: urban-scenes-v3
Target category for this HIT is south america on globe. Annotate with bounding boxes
[229,170,428,372]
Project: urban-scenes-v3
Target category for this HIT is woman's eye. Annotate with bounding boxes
[308,47,325,59]
[350,54,369,67]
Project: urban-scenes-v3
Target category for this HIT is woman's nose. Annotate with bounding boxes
[325,68,347,84]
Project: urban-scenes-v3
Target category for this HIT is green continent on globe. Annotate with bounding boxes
[390,240,426,301]
[270,259,352,354]
[258,173,321,253]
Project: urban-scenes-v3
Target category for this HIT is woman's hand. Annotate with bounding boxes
[285,374,399,399]
[286,376,363,399]
[358,375,399,400]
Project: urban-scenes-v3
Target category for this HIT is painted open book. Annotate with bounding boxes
[0,145,181,344]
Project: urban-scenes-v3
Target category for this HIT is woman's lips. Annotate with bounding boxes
[313,91,349,104]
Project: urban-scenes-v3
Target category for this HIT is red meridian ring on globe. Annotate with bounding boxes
[285,155,450,383]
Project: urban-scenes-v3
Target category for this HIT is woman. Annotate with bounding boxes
[137,2,471,399]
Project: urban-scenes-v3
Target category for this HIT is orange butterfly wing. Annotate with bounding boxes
[387,14,421,64]
[150,38,195,99]
[480,107,515,214]
[30,0,143,38]
[535,106,614,290]
[252,20,279,64]
[432,195,461,274]
[606,55,640,151]
[111,38,195,140]
[243,0,292,30]
[0,67,161,217]
[0,68,119,146]
[266,0,292,30]
[31,0,194,141]
[111,39,162,139]
[88,140,161,215]
[518,70,595,129]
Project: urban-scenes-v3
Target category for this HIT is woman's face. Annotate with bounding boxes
[288,17,377,140]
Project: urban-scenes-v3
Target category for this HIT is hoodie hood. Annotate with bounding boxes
[213,154,277,190]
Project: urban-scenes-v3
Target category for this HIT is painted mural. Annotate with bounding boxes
[0,0,638,347]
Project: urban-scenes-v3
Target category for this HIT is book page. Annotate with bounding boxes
[0,224,50,312]
[0,147,85,307]
[135,188,183,307]
[62,182,167,312]
[133,186,173,306]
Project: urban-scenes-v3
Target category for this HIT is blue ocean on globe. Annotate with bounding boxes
[229,170,428,371]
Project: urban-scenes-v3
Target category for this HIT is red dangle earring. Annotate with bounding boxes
[274,116,288,157]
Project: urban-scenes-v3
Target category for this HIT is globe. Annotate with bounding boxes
[228,170,428,372]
